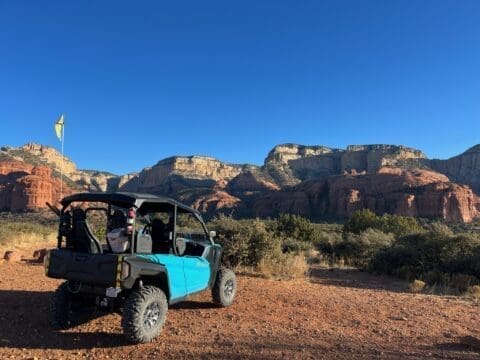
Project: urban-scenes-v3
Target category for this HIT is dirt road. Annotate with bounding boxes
[1,255,480,359]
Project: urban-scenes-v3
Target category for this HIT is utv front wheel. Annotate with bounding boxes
[212,268,237,307]
[121,286,168,344]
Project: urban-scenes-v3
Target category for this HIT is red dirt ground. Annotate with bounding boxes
[1,252,480,359]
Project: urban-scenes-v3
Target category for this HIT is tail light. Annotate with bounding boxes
[125,207,136,235]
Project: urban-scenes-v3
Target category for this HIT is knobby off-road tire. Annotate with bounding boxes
[121,286,168,344]
[212,268,237,307]
[50,281,95,329]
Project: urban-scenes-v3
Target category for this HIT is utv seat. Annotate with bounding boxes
[109,209,126,231]
[151,219,170,254]
[71,208,103,254]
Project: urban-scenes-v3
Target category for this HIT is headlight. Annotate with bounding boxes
[121,261,130,280]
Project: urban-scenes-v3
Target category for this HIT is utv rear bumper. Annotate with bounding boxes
[46,249,123,288]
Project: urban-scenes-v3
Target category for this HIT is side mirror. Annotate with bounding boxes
[209,230,216,239]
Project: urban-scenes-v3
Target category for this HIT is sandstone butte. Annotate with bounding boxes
[1,142,480,223]
[0,160,70,211]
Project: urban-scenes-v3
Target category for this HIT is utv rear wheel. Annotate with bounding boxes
[212,268,237,307]
[121,286,168,344]
[50,282,94,329]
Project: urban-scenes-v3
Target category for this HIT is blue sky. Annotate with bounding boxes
[0,1,479,174]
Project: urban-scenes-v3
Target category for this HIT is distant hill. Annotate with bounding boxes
[1,142,479,222]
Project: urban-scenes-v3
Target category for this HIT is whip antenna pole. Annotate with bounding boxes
[55,114,65,200]
[61,121,64,198]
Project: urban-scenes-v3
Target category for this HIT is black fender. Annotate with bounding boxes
[121,257,171,301]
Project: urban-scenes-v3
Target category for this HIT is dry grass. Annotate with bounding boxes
[408,279,426,293]
[257,254,309,280]
[7,232,56,249]
[0,232,56,255]
[448,273,477,293]
[0,220,56,253]
[466,285,480,301]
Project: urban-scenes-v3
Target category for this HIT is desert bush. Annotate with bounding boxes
[209,215,315,279]
[371,230,480,289]
[281,237,313,253]
[466,285,480,300]
[439,233,480,275]
[208,215,254,268]
[449,273,477,293]
[408,279,426,293]
[344,209,423,237]
[258,253,308,280]
[272,214,321,243]
[321,228,394,267]
[371,232,444,279]
[314,227,343,254]
[208,215,280,268]
[425,221,454,236]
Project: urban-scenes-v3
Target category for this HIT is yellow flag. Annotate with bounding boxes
[55,115,64,141]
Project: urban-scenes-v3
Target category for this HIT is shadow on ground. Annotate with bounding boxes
[0,290,127,350]
[435,336,480,353]
[0,289,220,351]
[309,267,408,293]
[170,300,217,310]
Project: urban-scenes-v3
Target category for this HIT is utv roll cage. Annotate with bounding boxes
[57,192,213,255]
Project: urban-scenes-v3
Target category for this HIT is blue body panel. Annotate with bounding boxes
[139,254,211,301]
[183,256,211,293]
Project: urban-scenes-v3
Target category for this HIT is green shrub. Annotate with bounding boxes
[208,215,281,268]
[370,230,480,288]
[273,214,320,243]
[208,215,253,268]
[281,237,313,253]
[343,209,423,237]
[333,229,394,267]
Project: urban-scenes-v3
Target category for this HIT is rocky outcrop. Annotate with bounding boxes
[227,171,280,195]
[263,144,427,186]
[430,145,480,194]
[190,190,242,215]
[251,167,480,223]
[121,156,251,193]
[0,161,70,211]
[19,143,77,175]
[1,143,120,192]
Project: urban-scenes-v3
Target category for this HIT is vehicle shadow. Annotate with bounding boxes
[0,290,128,350]
[170,300,217,310]
[308,267,409,294]
[435,336,480,353]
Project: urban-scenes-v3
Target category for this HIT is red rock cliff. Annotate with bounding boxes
[0,161,70,211]
[252,168,480,223]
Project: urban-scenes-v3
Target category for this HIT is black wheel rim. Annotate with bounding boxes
[143,302,161,330]
[224,279,235,298]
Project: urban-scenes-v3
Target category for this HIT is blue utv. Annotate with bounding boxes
[44,192,237,343]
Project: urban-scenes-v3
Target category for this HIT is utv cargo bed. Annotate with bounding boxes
[47,249,119,287]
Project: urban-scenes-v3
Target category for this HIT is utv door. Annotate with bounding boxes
[183,256,211,293]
